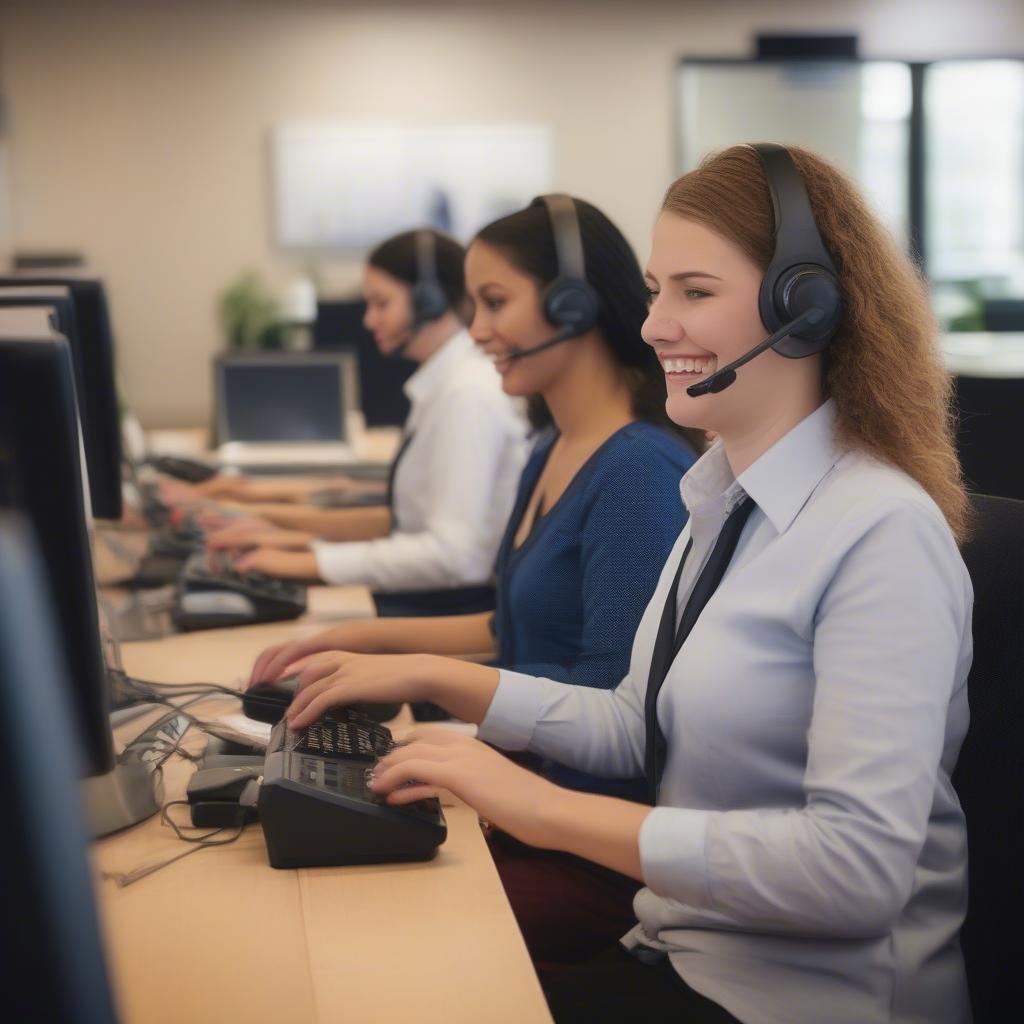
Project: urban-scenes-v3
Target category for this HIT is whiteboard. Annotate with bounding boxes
[271,121,554,248]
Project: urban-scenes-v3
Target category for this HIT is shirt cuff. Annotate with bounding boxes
[638,806,711,907]
[311,539,369,585]
[477,669,546,751]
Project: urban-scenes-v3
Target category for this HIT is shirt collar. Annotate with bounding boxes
[403,328,474,407]
[680,399,841,534]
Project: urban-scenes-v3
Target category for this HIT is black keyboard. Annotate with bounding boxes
[172,551,307,631]
[288,713,393,762]
[258,711,446,868]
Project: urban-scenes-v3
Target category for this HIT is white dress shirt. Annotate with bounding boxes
[312,329,527,590]
[479,400,973,1024]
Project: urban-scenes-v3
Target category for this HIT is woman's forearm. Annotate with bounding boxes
[356,612,497,657]
[536,787,649,881]
[240,503,392,540]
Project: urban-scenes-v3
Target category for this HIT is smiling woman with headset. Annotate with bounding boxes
[190,228,529,611]
[276,144,973,1022]
[247,195,702,967]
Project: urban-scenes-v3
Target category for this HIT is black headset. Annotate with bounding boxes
[753,143,842,356]
[686,143,843,396]
[504,195,600,363]
[536,194,600,335]
[409,229,450,329]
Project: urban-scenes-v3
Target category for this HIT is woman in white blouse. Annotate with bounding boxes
[282,146,973,1023]
[191,229,528,600]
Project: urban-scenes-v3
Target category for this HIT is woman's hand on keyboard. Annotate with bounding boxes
[247,622,377,688]
[285,653,500,728]
[232,547,319,579]
[208,526,313,551]
[369,731,559,849]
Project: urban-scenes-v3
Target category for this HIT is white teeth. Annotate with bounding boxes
[663,356,715,375]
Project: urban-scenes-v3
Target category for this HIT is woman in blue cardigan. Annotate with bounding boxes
[248,196,700,969]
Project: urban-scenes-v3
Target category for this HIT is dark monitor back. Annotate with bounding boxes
[0,318,114,776]
[955,374,1024,501]
[0,274,122,519]
[981,299,1024,333]
[0,513,117,1024]
[314,299,412,427]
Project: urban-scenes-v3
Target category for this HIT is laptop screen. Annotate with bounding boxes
[219,358,347,443]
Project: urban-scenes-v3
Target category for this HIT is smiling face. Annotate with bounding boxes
[361,265,415,356]
[464,239,577,397]
[642,212,821,438]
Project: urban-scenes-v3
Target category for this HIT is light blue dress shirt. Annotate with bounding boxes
[479,400,973,1024]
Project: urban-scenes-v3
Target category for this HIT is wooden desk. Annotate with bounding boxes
[94,619,552,1024]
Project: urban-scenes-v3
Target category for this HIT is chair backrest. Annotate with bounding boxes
[952,492,1024,1020]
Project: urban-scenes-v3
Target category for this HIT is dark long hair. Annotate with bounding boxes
[474,198,704,452]
[367,229,467,313]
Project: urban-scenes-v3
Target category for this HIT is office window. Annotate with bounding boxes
[925,60,1024,331]
[677,60,911,246]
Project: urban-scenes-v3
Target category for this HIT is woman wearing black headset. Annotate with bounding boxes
[174,229,529,611]
[246,196,702,971]
[279,145,973,1022]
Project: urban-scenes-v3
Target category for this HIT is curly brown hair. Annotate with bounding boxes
[661,144,969,542]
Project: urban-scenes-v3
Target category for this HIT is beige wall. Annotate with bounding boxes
[2,0,1023,426]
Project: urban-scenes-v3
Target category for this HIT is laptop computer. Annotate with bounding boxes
[214,351,362,469]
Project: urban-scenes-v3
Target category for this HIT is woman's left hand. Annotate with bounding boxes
[370,730,561,849]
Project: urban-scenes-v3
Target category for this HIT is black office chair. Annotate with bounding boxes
[952,492,1024,1020]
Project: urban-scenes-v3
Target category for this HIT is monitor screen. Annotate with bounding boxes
[0,274,122,519]
[0,311,113,776]
[217,355,349,444]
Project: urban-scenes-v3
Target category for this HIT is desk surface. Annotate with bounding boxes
[95,617,552,1024]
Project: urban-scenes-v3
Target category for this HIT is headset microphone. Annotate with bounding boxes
[504,325,578,363]
[686,307,824,397]
[685,143,843,398]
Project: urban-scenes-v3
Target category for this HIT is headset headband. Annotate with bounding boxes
[539,194,587,281]
[751,143,839,280]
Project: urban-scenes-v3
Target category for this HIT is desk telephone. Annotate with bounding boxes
[259,709,447,868]
[173,551,307,631]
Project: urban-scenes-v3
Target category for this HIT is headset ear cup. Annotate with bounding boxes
[542,276,600,333]
[772,268,843,357]
[411,281,448,326]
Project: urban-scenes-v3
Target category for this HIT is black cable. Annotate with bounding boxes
[113,668,291,714]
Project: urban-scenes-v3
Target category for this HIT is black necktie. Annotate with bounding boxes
[386,431,416,531]
[643,495,755,804]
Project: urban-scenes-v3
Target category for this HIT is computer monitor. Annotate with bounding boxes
[214,351,359,445]
[314,298,413,427]
[981,298,1024,333]
[0,513,117,1024]
[0,273,122,519]
[0,310,113,776]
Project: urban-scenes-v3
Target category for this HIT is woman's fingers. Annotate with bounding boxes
[370,754,453,796]
[248,644,286,686]
[382,784,441,806]
[291,652,348,689]
[287,681,356,728]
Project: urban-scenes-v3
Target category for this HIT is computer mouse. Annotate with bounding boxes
[243,674,401,724]
[242,676,299,724]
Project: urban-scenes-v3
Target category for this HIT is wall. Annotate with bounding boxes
[2,0,1022,426]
